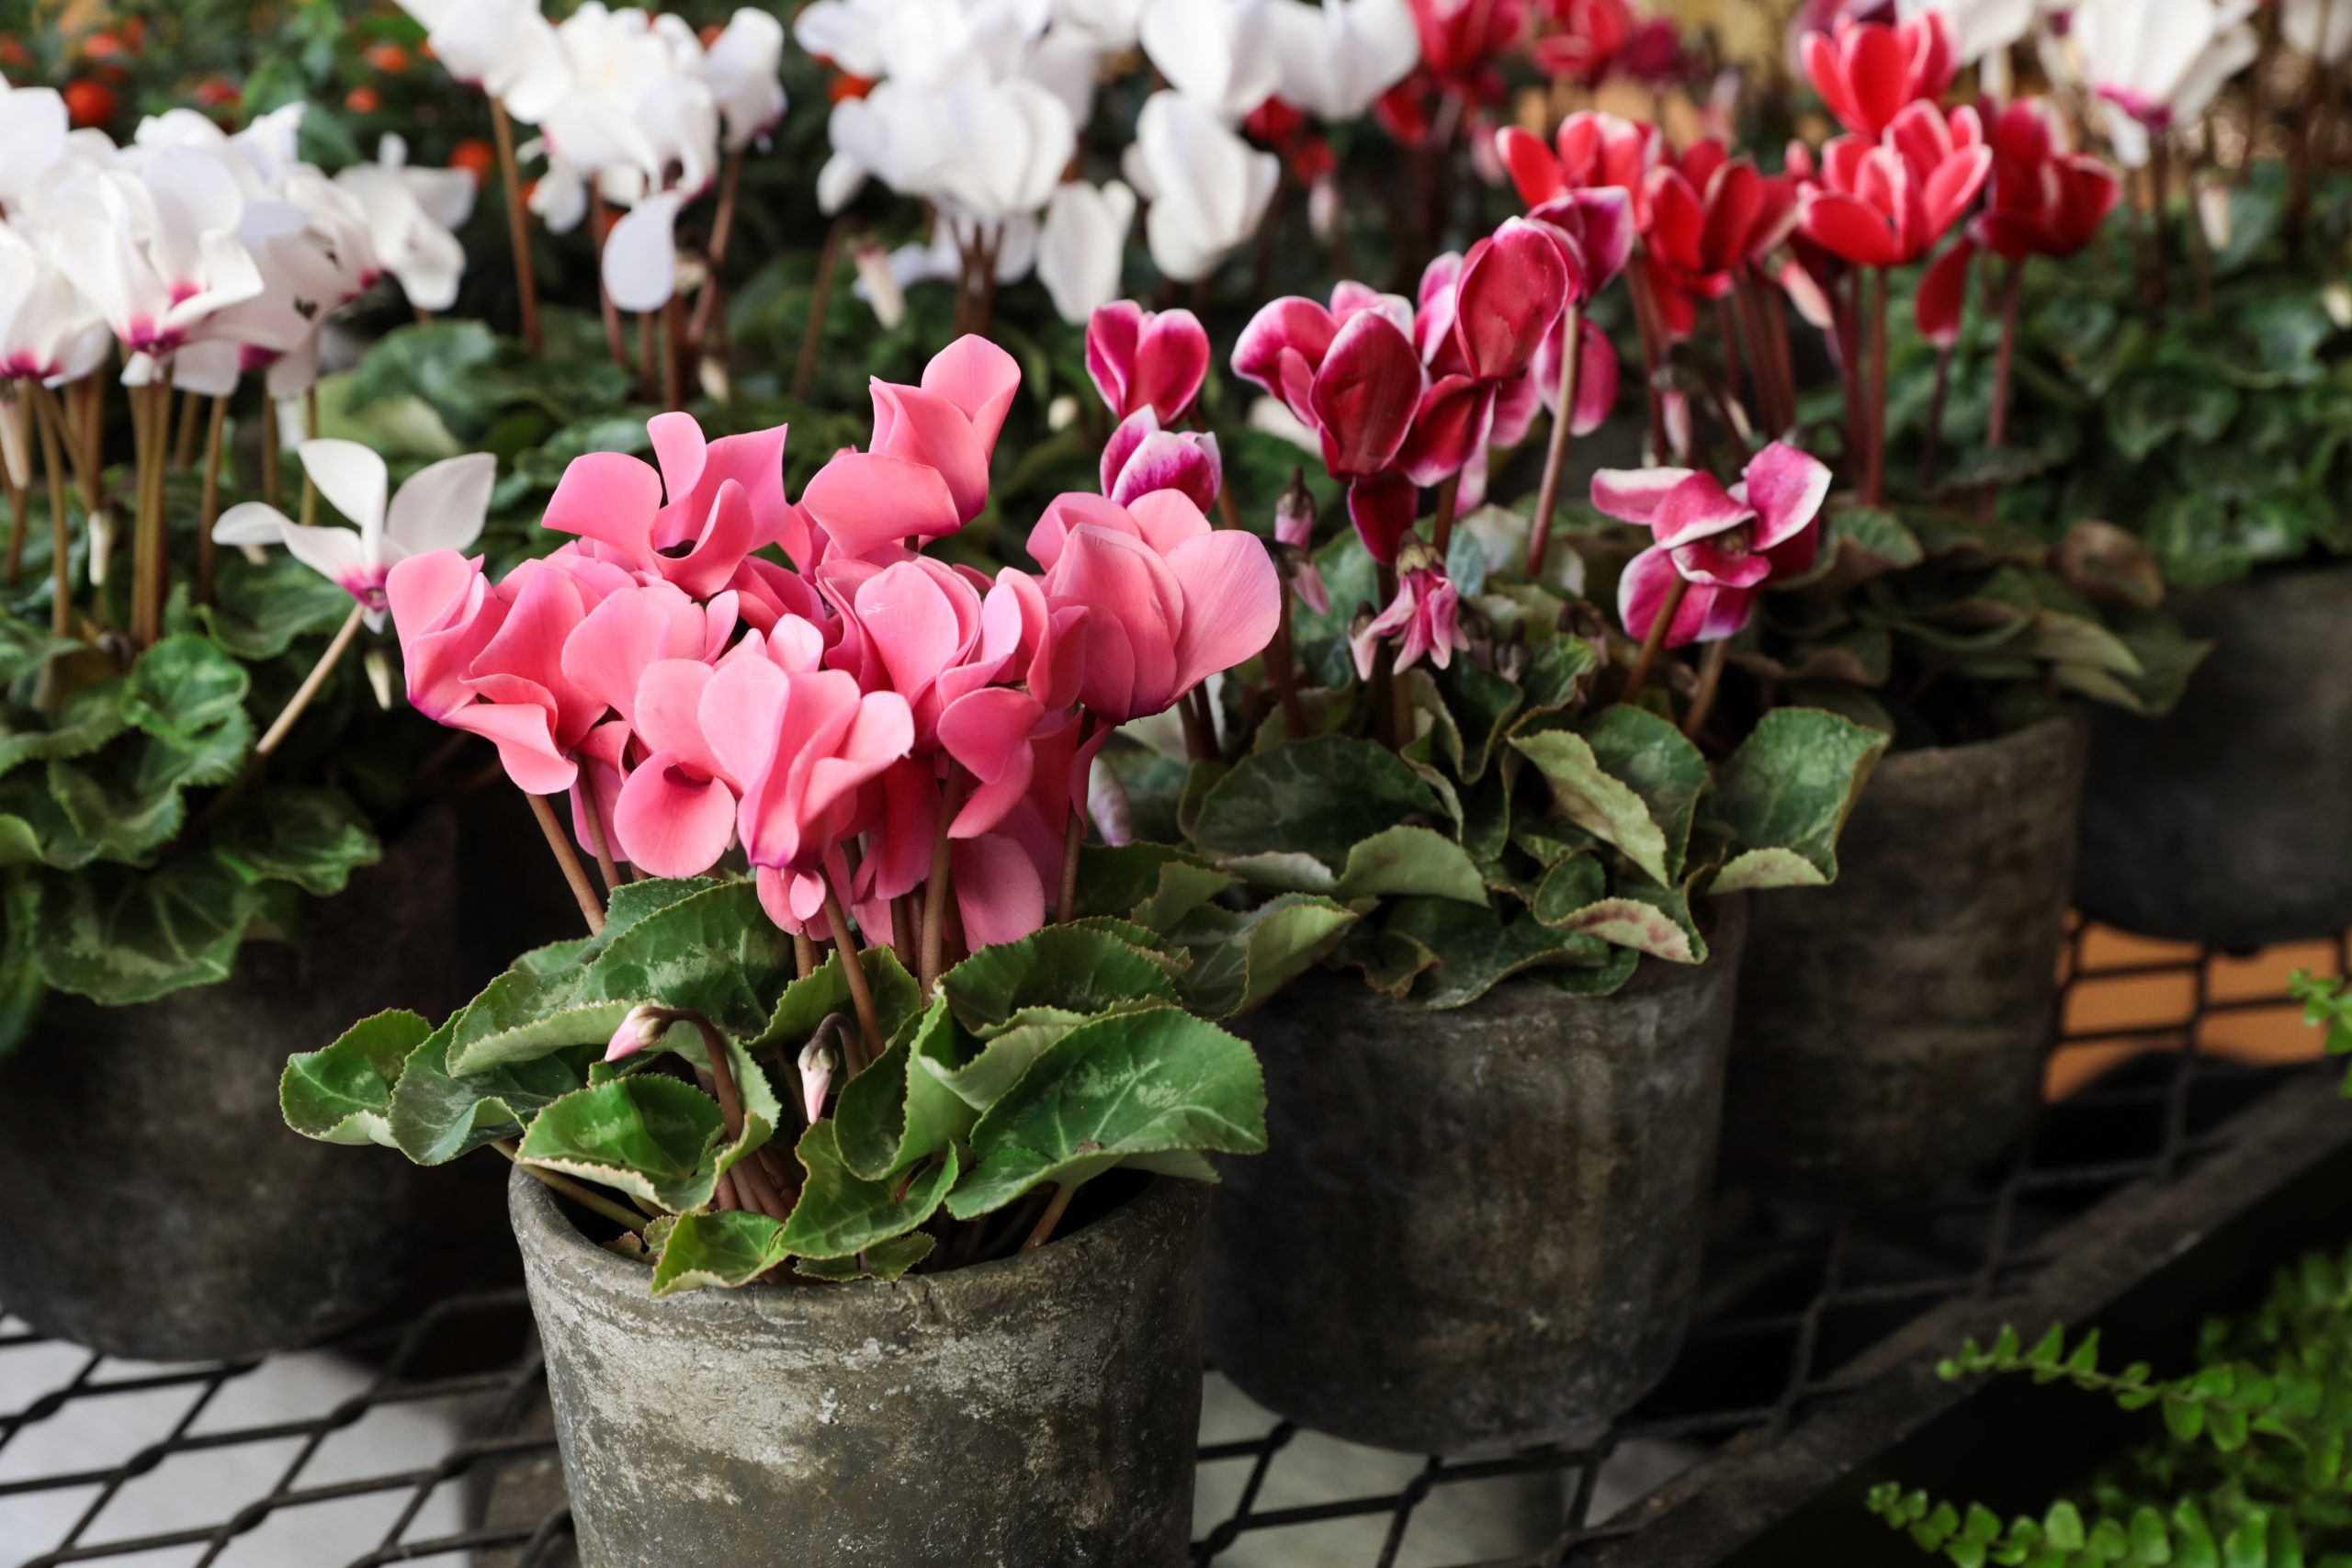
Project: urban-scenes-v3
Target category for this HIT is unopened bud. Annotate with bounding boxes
[2327,283,2352,331]
[365,647,396,711]
[852,241,906,330]
[86,507,115,589]
[797,1029,840,1125]
[604,1003,670,1064]
[1274,469,1316,550]
[1047,393,1079,432]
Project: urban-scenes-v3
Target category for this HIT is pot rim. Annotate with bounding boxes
[1873,705,2087,778]
[509,1164,1197,1326]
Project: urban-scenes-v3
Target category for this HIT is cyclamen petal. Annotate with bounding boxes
[616,755,742,878]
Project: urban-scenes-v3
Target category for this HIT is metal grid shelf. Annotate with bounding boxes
[3,923,2342,1568]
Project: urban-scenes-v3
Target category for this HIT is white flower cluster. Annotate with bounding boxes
[800,0,1419,323]
[0,79,472,402]
[396,0,787,311]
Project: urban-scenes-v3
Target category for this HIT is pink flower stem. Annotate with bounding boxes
[591,189,629,373]
[1620,572,1690,705]
[258,602,365,758]
[822,872,886,1074]
[792,215,850,402]
[920,769,968,997]
[527,791,607,935]
[1922,347,1953,490]
[260,383,281,510]
[300,384,320,530]
[489,98,543,355]
[1626,262,1670,462]
[1865,267,1889,507]
[1526,302,1586,576]
[687,146,745,352]
[573,774,624,895]
[1831,276,1864,482]
[1427,472,1464,562]
[1715,297,1744,414]
[2147,142,2173,308]
[492,1139,645,1234]
[1684,639,1731,740]
[890,894,917,971]
[1265,582,1309,741]
[4,413,25,589]
[1020,1181,1077,1254]
[1055,716,1094,925]
[1369,561,1399,750]
[691,1015,793,1219]
[792,931,818,980]
[25,382,73,658]
[1985,258,2026,452]
[661,295,684,412]
[196,393,227,606]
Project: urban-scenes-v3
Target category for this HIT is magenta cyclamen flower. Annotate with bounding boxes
[1085,301,1211,423]
[1351,545,1467,681]
[1593,440,1831,649]
[1100,409,1223,513]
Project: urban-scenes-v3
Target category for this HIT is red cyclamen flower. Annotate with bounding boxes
[1802,10,1955,140]
[1086,301,1211,424]
[1972,98,2124,262]
[1800,101,1992,267]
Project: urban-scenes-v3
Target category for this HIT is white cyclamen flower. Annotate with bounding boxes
[213,442,496,628]
[1124,91,1280,283]
[394,0,571,122]
[334,135,475,313]
[0,223,109,385]
[707,9,790,151]
[1036,180,1136,323]
[2070,0,2258,165]
[1267,0,1421,122]
[1140,0,1284,122]
[2284,0,2352,63]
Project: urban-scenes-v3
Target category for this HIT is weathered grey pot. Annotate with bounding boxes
[0,809,469,1360]
[1725,712,2088,1201]
[1204,897,1747,1457]
[510,1168,1209,1568]
[2075,563,2352,948]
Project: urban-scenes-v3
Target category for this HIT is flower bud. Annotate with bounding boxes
[604,1003,670,1064]
[797,1032,839,1126]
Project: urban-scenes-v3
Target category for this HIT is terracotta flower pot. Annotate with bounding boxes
[1724,713,2088,1201]
[1202,897,1746,1456]
[2075,563,2352,948]
[0,809,473,1360]
[510,1169,1209,1568]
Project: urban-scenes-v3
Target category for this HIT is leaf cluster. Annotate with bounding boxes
[281,878,1268,1292]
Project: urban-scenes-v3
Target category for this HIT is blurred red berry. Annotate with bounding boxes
[62,79,117,127]
[364,41,411,73]
[450,137,496,184]
[829,71,876,103]
[345,85,382,114]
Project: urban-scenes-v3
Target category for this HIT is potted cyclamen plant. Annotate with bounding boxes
[1488,16,2200,1201]
[279,336,1300,1567]
[0,95,500,1359]
[1079,199,1885,1453]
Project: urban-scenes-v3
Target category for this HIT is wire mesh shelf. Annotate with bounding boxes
[3,921,2342,1568]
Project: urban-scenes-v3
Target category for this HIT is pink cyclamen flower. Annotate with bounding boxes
[800,334,1023,556]
[697,658,915,884]
[1086,302,1211,424]
[1593,440,1832,649]
[1100,408,1224,513]
[442,561,607,795]
[386,550,507,722]
[1802,10,1955,140]
[1028,490,1282,725]
[1350,542,1467,680]
[543,412,786,598]
[1274,475,1330,615]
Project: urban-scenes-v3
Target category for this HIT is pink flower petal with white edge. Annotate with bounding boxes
[615,751,741,878]
[800,449,963,561]
[1647,473,1756,549]
[1616,545,1722,651]
[953,834,1047,951]
[1742,441,1834,551]
[1589,466,1690,526]
[1086,300,1143,412]
[1453,220,1569,382]
[1232,297,1338,400]
[1672,536,1775,590]
[922,334,1022,456]
[1114,435,1222,516]
[1127,308,1210,423]
[1099,407,1159,497]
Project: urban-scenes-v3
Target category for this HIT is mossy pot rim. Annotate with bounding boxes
[1870,707,2087,782]
[508,1164,1199,1326]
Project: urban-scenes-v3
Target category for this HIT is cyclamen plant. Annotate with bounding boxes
[282,334,1300,1292]
[1085,197,1889,1010]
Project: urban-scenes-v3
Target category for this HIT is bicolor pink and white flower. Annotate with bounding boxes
[1593,440,1832,649]
[215,442,497,629]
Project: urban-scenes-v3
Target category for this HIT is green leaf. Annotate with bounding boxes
[1384,895,1630,1008]
[30,856,261,1005]
[1075,843,1238,931]
[649,1209,793,1295]
[587,880,801,1042]
[1705,707,1889,891]
[1169,893,1361,1018]
[196,552,357,660]
[1429,657,1525,782]
[2109,371,2241,461]
[280,1009,432,1146]
[120,635,250,742]
[518,1075,727,1213]
[1215,822,1487,906]
[1512,705,1708,886]
[940,925,1178,1032]
[1190,733,1444,871]
[0,874,46,1058]
[388,1030,588,1164]
[1543,874,1705,964]
[947,1004,1267,1218]
[754,943,925,1052]
[211,787,382,897]
[778,1120,957,1258]
[795,1231,936,1281]
[834,998,981,1180]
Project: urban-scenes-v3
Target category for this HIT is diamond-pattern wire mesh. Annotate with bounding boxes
[1,923,2340,1568]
